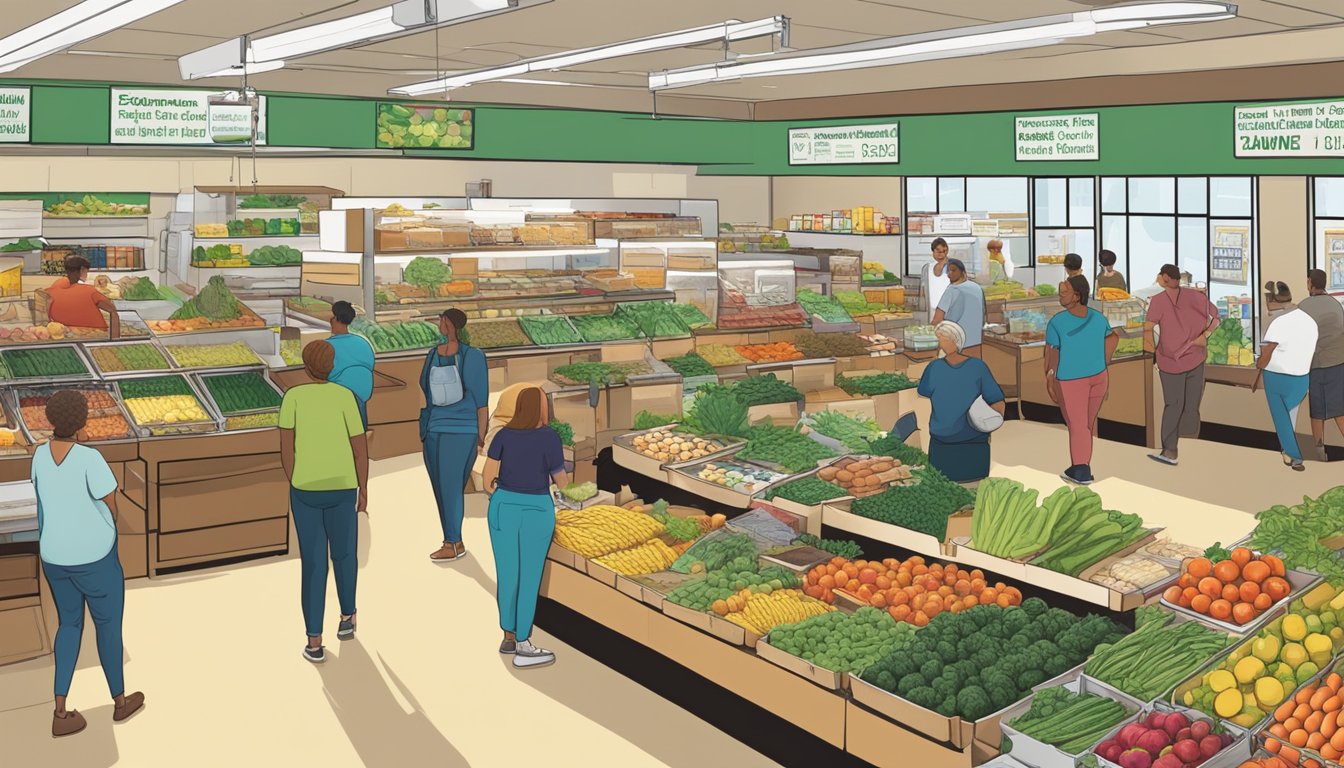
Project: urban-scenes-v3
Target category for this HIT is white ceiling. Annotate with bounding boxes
[4,0,1344,117]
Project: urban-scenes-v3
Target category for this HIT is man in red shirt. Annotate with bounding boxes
[47,256,120,339]
[1144,264,1219,466]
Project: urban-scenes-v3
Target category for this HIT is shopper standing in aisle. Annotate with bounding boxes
[420,308,489,563]
[481,386,567,668]
[1254,307,1318,471]
[932,259,986,357]
[917,321,1007,483]
[279,341,369,663]
[326,301,375,511]
[45,255,121,339]
[32,390,144,736]
[1144,264,1221,466]
[1045,276,1118,485]
[1300,269,1344,457]
[1095,250,1127,292]
[1064,253,1084,280]
[922,238,951,321]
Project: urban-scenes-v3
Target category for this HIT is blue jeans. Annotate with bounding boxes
[487,489,556,643]
[1263,370,1309,461]
[424,432,477,543]
[43,545,125,698]
[291,487,358,637]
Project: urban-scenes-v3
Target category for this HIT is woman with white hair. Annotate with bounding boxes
[916,321,1007,482]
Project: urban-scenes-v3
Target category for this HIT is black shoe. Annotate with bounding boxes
[337,616,355,640]
[1061,465,1094,485]
[303,645,326,664]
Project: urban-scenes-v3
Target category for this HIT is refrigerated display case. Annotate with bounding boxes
[716,260,807,330]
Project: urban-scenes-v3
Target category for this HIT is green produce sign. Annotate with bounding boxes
[0,87,30,143]
[376,104,473,150]
[110,88,268,146]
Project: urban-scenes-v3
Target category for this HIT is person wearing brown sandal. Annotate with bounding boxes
[32,391,145,737]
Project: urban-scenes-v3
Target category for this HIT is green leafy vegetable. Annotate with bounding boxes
[632,411,678,431]
[402,256,453,290]
[571,313,642,342]
[737,424,838,473]
[615,302,691,338]
[728,374,802,407]
[662,352,716,378]
[683,386,749,438]
[560,482,596,502]
[120,277,162,301]
[770,608,916,674]
[796,289,854,323]
[790,533,863,560]
[807,411,882,452]
[766,477,848,506]
[548,420,574,446]
[836,372,917,397]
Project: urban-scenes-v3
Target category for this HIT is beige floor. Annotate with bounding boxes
[0,453,779,768]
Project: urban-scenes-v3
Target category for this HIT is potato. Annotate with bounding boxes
[836,470,854,484]
[818,466,839,481]
[872,461,893,472]
[855,468,873,478]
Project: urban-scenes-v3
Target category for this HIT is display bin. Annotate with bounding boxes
[1090,701,1251,768]
[80,340,176,379]
[754,633,848,691]
[0,343,97,383]
[947,537,1031,581]
[746,399,802,427]
[757,470,850,537]
[1017,529,1162,612]
[7,382,136,446]
[849,674,963,745]
[665,454,793,510]
[1075,546,1182,613]
[547,542,583,570]
[826,499,971,562]
[660,599,749,645]
[998,674,1145,768]
[610,424,743,480]
[1160,566,1320,636]
[113,373,223,438]
[193,370,284,432]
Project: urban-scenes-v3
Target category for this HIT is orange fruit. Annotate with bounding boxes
[1223,583,1243,603]
[870,593,887,608]
[1164,585,1184,603]
[1322,744,1342,762]
[1334,728,1344,752]
[1309,733,1328,752]
[1210,599,1233,620]
[1191,594,1213,614]
[889,605,911,622]
[1255,593,1274,611]
[875,576,892,591]
[1199,577,1224,599]
[962,595,978,610]
[1233,601,1257,625]
[981,588,999,605]
[1179,573,1198,589]
[1291,729,1311,748]
[997,593,1013,608]
[1243,560,1271,584]
[954,579,971,596]
[1276,701,1297,723]
[888,590,910,607]
[1264,577,1292,602]
[1263,554,1287,578]
[1188,557,1214,578]
[1306,711,1326,733]
[1213,559,1241,583]
[911,611,929,627]
[1183,586,1200,603]
[1267,737,1282,754]
[1241,581,1262,603]
[1232,547,1254,567]
[1330,673,1343,691]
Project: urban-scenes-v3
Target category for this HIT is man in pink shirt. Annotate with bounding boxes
[1144,264,1221,466]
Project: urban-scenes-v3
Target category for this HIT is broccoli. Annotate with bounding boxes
[875,671,896,690]
[1044,653,1074,678]
[886,656,917,682]
[937,696,958,717]
[931,677,958,702]
[897,672,926,697]
[402,256,452,290]
[919,658,944,681]
[1017,669,1049,690]
[1021,597,1048,617]
[907,686,939,710]
[956,686,994,722]
[934,640,957,661]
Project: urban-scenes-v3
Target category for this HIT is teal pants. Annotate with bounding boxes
[487,489,556,643]
[1263,370,1309,461]
[424,432,478,543]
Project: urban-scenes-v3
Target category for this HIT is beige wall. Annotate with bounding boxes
[0,156,770,225]
[769,177,903,226]
[1257,176,1310,291]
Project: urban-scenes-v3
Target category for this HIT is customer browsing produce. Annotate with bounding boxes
[916,321,1006,483]
[481,386,567,668]
[1145,263,1221,467]
[1254,307,1318,471]
[1301,269,1344,457]
[1045,275,1118,486]
[931,259,986,358]
[922,238,951,326]
[326,301,374,511]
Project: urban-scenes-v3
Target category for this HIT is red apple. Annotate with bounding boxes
[1099,742,1125,763]
[1119,723,1149,749]
[1152,754,1183,768]
[1172,739,1201,763]
[1188,719,1211,740]
[1147,711,1168,730]
[1119,748,1154,768]
[1136,729,1172,754]
[1162,712,1190,739]
[1198,734,1222,759]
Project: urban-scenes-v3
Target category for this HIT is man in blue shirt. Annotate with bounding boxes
[932,259,987,357]
[327,301,375,511]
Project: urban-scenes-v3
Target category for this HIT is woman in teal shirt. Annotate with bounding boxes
[420,308,489,562]
[33,390,144,736]
[1045,275,1118,486]
[917,321,1006,483]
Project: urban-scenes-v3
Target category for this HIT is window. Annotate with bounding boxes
[903,176,1029,276]
[1100,176,1258,344]
[1035,177,1097,279]
[1311,178,1344,291]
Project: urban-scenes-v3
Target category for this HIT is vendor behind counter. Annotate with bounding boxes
[43,255,120,338]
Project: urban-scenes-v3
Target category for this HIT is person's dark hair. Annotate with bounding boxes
[441,308,468,331]
[1159,264,1181,281]
[506,386,545,431]
[1309,269,1328,291]
[1098,250,1117,268]
[64,255,90,277]
[331,300,356,326]
[1066,275,1091,306]
[46,390,88,439]
[303,340,335,381]
[945,258,966,276]
[931,238,948,252]
[1063,253,1083,271]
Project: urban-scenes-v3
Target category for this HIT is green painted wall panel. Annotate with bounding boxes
[266,95,374,149]
[31,84,109,144]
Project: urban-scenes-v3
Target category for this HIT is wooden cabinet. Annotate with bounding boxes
[0,553,48,666]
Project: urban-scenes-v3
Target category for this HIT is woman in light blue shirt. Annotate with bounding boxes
[32,390,144,737]
[420,308,489,562]
[917,321,1006,482]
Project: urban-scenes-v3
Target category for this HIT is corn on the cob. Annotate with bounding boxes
[593,539,679,575]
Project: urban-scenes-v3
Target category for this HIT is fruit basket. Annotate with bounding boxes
[82,341,175,378]
[194,371,283,431]
[1161,552,1319,636]
[0,344,96,383]
[113,374,221,437]
[9,384,135,443]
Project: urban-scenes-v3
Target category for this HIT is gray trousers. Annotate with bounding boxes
[1159,363,1206,453]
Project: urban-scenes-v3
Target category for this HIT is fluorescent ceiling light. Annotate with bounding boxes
[179,0,545,80]
[390,16,787,96]
[649,2,1236,90]
[198,60,286,79]
[0,0,186,73]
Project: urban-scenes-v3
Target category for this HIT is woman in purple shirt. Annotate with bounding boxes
[481,386,568,669]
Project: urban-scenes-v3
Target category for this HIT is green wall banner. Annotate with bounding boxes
[1234,100,1344,158]
[110,88,268,145]
[0,87,30,143]
[375,103,473,150]
[1015,113,1099,161]
[788,122,899,165]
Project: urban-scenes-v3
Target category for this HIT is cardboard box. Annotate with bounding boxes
[791,359,836,393]
[845,701,975,768]
[850,675,962,744]
[747,400,801,426]
[823,501,948,561]
[584,558,622,589]
[755,635,847,690]
[547,543,582,570]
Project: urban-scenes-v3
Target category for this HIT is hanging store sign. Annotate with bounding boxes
[110,88,267,146]
[1211,225,1250,285]
[1014,113,1099,161]
[0,87,30,143]
[788,123,899,165]
[1235,100,1344,157]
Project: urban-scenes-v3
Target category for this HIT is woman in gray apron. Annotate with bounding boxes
[420,308,489,562]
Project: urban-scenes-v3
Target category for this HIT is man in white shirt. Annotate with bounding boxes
[1256,307,1319,471]
[923,238,950,321]
[933,259,987,357]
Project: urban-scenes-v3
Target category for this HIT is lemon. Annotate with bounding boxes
[1330,589,1344,611]
[1281,642,1308,668]
[1283,614,1308,642]
[1306,633,1332,657]
[1215,688,1243,718]
[1208,669,1237,692]
[1234,657,1266,684]
[1253,635,1282,663]
[1256,676,1286,707]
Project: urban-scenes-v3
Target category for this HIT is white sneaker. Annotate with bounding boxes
[512,640,555,668]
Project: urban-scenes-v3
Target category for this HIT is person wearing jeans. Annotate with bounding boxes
[32,390,144,737]
[279,341,369,664]
[482,386,568,668]
[1144,263,1220,466]
[421,308,489,563]
[1045,275,1118,485]
[1255,308,1319,471]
